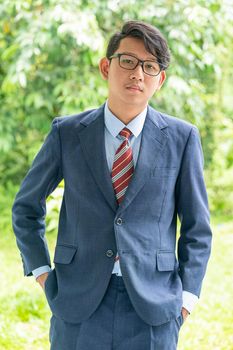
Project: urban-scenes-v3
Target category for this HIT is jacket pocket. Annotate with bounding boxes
[54,244,77,264]
[175,310,184,329]
[156,251,176,271]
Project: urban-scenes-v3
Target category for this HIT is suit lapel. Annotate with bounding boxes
[118,107,168,213]
[77,105,168,213]
[78,105,118,212]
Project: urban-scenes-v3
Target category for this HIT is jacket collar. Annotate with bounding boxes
[77,104,168,212]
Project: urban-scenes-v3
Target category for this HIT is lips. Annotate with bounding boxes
[126,84,143,92]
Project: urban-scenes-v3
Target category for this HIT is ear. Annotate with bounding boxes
[157,70,166,90]
[99,57,110,80]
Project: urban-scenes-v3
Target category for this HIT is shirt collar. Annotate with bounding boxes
[104,101,147,138]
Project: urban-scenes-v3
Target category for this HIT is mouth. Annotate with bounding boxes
[126,85,143,92]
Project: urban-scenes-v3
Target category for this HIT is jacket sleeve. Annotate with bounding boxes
[175,126,212,297]
[12,118,63,276]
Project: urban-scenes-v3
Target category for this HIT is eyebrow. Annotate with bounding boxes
[120,51,158,62]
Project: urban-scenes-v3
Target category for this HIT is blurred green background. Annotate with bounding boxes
[0,0,233,349]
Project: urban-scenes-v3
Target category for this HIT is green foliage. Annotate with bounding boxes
[0,0,233,216]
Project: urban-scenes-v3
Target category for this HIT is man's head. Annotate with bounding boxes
[99,20,170,121]
[106,21,170,71]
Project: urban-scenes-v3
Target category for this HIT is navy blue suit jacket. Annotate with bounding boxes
[12,104,212,326]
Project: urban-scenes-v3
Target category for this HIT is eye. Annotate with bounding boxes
[121,58,134,65]
[145,63,156,71]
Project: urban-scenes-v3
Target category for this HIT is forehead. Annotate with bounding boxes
[116,37,156,60]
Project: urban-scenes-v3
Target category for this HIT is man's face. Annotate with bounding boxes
[99,36,166,111]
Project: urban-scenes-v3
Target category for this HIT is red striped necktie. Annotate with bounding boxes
[111,127,134,205]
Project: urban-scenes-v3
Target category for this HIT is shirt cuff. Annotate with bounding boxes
[182,290,199,313]
[32,265,51,279]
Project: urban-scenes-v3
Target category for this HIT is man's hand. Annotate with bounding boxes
[181,307,190,322]
[36,272,49,290]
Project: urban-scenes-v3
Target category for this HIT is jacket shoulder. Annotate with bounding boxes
[160,111,196,131]
[52,108,97,129]
[149,106,199,137]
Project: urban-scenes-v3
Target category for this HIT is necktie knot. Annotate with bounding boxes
[119,128,132,141]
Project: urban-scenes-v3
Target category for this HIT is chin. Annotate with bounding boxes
[127,97,146,105]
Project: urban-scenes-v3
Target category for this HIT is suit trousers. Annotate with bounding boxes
[49,274,183,350]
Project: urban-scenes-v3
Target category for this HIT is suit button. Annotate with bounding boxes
[106,249,114,258]
[116,218,123,225]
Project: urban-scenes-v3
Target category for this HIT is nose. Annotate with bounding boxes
[129,63,144,81]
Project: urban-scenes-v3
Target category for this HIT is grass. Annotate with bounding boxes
[0,192,233,349]
[0,226,53,349]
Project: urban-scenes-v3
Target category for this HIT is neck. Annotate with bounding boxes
[107,100,147,125]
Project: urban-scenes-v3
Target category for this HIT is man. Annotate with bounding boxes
[12,20,212,349]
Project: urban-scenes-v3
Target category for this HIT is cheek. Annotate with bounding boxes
[108,69,123,85]
[146,82,158,97]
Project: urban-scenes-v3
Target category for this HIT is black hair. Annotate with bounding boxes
[106,20,170,70]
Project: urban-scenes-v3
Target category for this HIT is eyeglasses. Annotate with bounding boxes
[109,53,162,76]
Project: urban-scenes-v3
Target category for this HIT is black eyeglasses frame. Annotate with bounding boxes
[109,53,163,77]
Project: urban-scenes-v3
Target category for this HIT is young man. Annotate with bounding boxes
[12,21,212,349]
